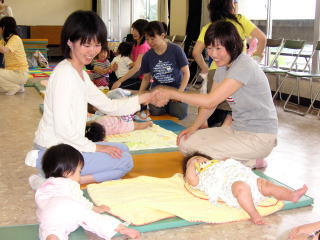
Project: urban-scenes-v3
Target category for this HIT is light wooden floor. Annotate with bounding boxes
[0,85,320,240]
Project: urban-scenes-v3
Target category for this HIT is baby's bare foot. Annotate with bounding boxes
[291,184,308,202]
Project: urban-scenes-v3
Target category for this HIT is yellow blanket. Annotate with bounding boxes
[105,124,177,151]
[87,174,284,225]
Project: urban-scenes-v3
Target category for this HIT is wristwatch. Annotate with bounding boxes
[307,229,320,240]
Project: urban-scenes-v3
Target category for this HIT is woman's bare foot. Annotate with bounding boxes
[291,185,308,202]
[134,121,153,130]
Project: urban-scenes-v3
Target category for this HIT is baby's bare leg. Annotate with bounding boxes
[258,178,308,202]
[46,235,59,240]
[133,121,153,130]
[232,181,265,225]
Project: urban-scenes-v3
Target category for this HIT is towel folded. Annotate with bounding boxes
[87,174,284,225]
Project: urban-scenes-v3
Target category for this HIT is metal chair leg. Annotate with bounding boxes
[283,77,306,116]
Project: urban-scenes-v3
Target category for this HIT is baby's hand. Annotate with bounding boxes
[93,205,110,213]
[116,224,141,239]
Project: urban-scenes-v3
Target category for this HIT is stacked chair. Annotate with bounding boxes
[283,41,320,116]
[263,39,306,101]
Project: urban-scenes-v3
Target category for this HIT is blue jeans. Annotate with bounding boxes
[149,100,188,120]
[35,142,133,182]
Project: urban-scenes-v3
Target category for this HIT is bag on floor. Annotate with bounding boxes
[33,50,49,68]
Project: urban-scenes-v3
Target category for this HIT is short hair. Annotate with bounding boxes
[0,17,18,41]
[208,0,239,23]
[131,19,149,45]
[144,21,166,37]
[42,144,84,179]
[182,152,212,176]
[117,42,133,57]
[85,122,106,142]
[101,42,109,52]
[204,20,243,63]
[61,10,107,59]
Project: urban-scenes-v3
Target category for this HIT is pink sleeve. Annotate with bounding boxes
[79,208,121,240]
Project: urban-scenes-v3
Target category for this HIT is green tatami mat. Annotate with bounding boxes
[1,171,313,239]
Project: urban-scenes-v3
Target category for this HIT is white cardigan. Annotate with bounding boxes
[34,59,140,152]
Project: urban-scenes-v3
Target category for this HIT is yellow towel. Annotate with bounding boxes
[87,174,284,226]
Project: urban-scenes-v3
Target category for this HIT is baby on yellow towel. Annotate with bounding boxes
[183,152,308,225]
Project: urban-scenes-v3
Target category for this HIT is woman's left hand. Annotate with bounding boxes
[96,144,123,158]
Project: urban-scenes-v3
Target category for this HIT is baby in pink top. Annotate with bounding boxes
[35,143,140,240]
[86,115,152,142]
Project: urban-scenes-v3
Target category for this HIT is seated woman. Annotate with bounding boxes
[27,11,154,186]
[153,21,277,168]
[0,16,28,95]
[111,19,150,90]
[139,21,190,120]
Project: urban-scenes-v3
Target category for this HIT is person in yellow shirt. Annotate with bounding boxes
[0,16,28,95]
[192,0,266,127]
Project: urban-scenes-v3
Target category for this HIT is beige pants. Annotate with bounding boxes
[179,126,277,167]
[0,69,29,92]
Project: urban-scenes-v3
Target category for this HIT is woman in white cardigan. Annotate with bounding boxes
[30,11,154,185]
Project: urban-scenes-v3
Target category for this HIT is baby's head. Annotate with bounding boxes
[97,42,109,61]
[117,42,132,57]
[42,144,84,182]
[85,122,106,142]
[182,152,211,176]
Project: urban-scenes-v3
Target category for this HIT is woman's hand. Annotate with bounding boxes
[177,126,198,145]
[96,144,122,158]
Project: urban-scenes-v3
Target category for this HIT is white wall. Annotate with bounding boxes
[7,0,91,26]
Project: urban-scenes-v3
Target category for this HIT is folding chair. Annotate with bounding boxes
[264,38,285,68]
[166,35,176,42]
[265,39,306,100]
[283,41,320,116]
[173,35,187,48]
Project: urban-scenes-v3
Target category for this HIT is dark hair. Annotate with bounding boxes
[85,122,106,142]
[0,17,18,42]
[182,152,212,176]
[207,0,242,28]
[144,21,166,38]
[42,144,84,178]
[161,22,168,34]
[131,19,149,46]
[101,42,109,52]
[117,42,133,57]
[204,21,243,63]
[61,10,107,59]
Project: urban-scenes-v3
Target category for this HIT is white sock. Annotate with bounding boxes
[25,150,39,167]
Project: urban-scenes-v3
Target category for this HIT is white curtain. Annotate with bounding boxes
[157,0,169,25]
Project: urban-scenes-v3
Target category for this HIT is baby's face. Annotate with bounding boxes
[98,50,108,61]
[187,156,209,170]
[66,164,82,183]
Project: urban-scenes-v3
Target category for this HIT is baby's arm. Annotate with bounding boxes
[92,205,110,213]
